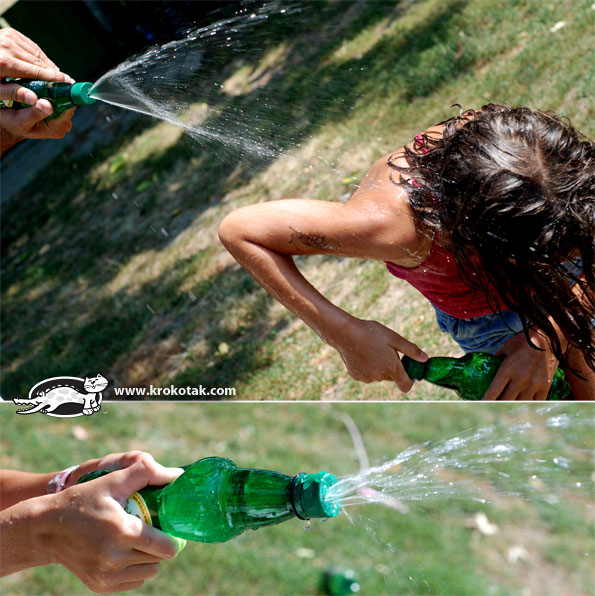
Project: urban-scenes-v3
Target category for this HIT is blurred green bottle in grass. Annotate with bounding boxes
[78,456,340,543]
[402,352,571,400]
[0,79,96,118]
[323,568,360,595]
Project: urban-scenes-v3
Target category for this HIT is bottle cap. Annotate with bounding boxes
[292,472,341,519]
[401,355,427,380]
[70,82,96,105]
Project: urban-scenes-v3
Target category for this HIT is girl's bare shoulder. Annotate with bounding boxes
[347,151,413,227]
[353,111,479,206]
[343,154,428,263]
[341,111,480,262]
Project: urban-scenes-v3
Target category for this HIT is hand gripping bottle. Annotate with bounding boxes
[78,456,341,543]
[0,79,96,118]
[402,352,570,400]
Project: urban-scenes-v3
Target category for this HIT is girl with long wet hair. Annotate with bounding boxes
[219,104,594,400]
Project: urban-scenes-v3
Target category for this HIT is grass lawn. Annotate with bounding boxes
[1,0,594,401]
[1,402,593,595]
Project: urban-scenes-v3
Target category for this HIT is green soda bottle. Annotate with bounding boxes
[78,456,341,543]
[323,568,360,595]
[402,352,571,400]
[0,79,96,118]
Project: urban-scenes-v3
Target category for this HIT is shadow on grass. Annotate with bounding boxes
[2,0,472,396]
[129,0,471,216]
[1,254,288,398]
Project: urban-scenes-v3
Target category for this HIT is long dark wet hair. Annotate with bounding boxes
[389,103,594,371]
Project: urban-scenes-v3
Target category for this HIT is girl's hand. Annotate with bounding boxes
[64,450,183,490]
[38,460,182,593]
[1,458,184,592]
[482,331,559,400]
[334,318,428,391]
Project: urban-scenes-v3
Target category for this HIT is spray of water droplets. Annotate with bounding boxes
[90,1,351,172]
[325,405,594,508]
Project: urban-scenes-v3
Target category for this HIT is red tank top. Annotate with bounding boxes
[387,134,508,318]
[385,235,508,319]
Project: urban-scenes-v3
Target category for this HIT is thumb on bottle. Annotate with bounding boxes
[10,98,53,131]
[34,99,54,117]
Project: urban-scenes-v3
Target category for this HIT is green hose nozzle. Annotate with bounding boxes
[70,82,96,106]
[1,79,96,118]
[293,471,341,519]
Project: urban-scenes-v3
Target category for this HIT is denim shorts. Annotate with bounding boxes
[433,307,525,354]
[433,259,586,354]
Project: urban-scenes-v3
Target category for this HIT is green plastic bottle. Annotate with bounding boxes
[323,568,360,595]
[0,79,95,118]
[402,352,571,400]
[78,457,341,543]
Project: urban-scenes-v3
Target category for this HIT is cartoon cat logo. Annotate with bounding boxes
[13,374,109,417]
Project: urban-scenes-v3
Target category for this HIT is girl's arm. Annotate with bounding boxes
[0,452,165,510]
[218,170,429,390]
[1,459,182,592]
[0,470,55,510]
